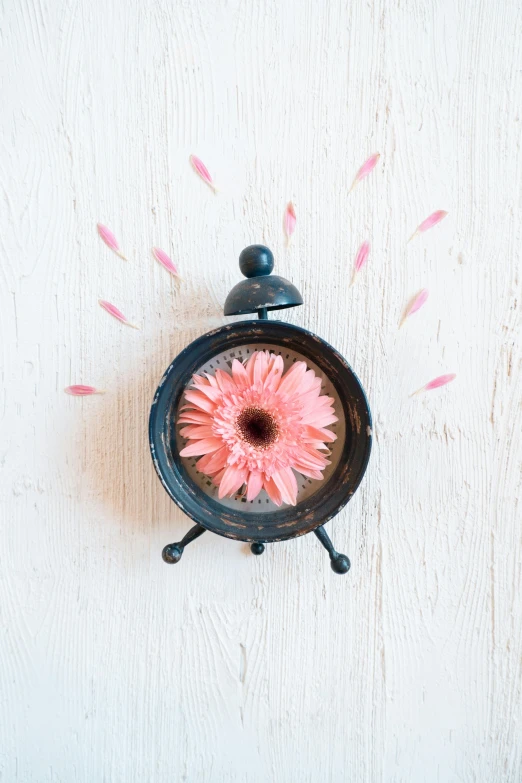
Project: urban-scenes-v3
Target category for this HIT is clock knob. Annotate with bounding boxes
[239,245,274,278]
[224,245,303,317]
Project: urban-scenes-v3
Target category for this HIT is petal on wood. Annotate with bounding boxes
[351,240,370,285]
[189,154,217,193]
[152,247,181,278]
[411,373,456,396]
[97,223,126,260]
[64,385,105,396]
[98,300,139,329]
[409,210,448,241]
[399,288,429,327]
[350,153,380,192]
[284,201,296,243]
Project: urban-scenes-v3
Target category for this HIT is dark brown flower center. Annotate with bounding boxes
[236,406,279,450]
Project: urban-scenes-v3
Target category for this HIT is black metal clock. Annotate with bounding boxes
[149,245,372,574]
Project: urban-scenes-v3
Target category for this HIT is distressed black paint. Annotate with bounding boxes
[149,320,372,543]
[224,244,303,316]
[149,245,372,573]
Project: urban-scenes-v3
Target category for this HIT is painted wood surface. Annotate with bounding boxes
[1,0,521,780]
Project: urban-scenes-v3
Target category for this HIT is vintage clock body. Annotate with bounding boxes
[149,245,372,574]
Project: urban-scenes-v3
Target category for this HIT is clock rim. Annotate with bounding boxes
[149,320,372,543]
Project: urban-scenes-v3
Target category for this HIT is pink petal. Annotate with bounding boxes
[296,369,319,397]
[189,154,217,193]
[284,202,296,243]
[179,437,223,457]
[214,369,237,393]
[64,385,104,396]
[277,361,307,397]
[179,425,215,439]
[293,449,330,470]
[253,351,269,386]
[231,358,250,389]
[212,468,226,486]
[263,477,283,506]
[192,374,210,386]
[263,354,284,392]
[197,446,229,475]
[299,395,334,417]
[350,153,380,192]
[409,210,448,241]
[400,289,429,327]
[97,224,126,260]
[293,463,324,480]
[152,247,181,278]
[98,300,139,329]
[183,390,216,414]
[301,413,338,428]
[204,372,218,388]
[411,373,456,396]
[303,443,331,461]
[304,425,337,443]
[177,411,212,425]
[191,382,222,403]
[272,466,298,506]
[246,470,263,501]
[351,240,370,285]
[244,351,258,383]
[218,465,248,498]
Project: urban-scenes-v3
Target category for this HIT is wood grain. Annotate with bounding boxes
[1,0,521,780]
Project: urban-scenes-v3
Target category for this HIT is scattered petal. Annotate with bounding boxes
[411,373,456,397]
[350,153,380,192]
[152,247,181,278]
[399,288,429,328]
[284,202,296,243]
[189,154,217,193]
[97,223,126,260]
[409,210,448,242]
[99,300,139,329]
[350,240,370,285]
[64,385,105,396]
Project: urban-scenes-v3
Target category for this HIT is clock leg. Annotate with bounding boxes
[162,524,206,564]
[314,526,351,574]
[250,542,265,555]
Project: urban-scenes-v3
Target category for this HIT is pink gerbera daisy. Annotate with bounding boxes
[178,350,338,506]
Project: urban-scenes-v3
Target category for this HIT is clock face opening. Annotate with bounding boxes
[150,320,371,542]
[175,342,348,512]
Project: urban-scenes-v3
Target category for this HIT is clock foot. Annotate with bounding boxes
[162,523,206,564]
[314,525,351,575]
[250,542,265,556]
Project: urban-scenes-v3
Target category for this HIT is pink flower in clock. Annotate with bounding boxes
[178,350,338,506]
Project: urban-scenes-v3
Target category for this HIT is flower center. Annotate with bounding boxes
[235,406,279,450]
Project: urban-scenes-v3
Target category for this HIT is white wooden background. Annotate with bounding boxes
[1,0,521,780]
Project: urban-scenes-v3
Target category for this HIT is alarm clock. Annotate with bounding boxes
[149,245,372,574]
